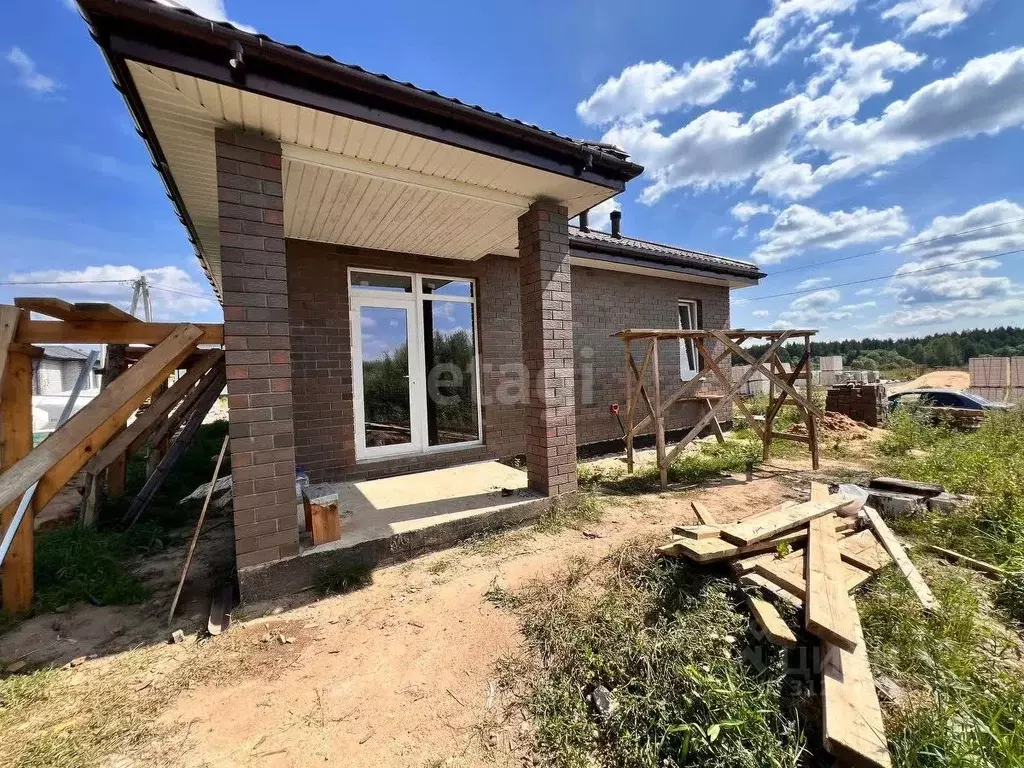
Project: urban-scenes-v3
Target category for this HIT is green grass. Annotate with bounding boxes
[859,568,1024,765]
[534,490,605,534]
[490,540,809,768]
[579,438,762,494]
[315,561,374,596]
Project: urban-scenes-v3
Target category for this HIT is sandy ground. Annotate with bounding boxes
[1,454,865,768]
[887,370,970,394]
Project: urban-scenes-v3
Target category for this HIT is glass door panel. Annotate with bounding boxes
[355,303,416,455]
[422,299,479,446]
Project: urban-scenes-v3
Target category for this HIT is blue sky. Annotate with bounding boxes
[2,0,1023,339]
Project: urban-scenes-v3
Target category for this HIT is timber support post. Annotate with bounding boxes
[1,338,36,613]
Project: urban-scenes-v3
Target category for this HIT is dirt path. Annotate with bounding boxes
[3,458,866,767]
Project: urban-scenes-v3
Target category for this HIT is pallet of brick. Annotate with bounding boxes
[1011,357,1024,388]
[969,357,1010,390]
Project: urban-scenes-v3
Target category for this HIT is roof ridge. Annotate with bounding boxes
[569,225,760,271]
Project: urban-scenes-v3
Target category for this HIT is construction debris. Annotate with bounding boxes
[657,480,918,768]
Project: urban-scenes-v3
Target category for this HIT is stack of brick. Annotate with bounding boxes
[968,357,1010,402]
[825,384,888,427]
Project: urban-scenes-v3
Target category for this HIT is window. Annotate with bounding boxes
[349,269,482,460]
[677,300,700,381]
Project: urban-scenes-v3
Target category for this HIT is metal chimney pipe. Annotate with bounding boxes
[578,209,589,232]
[610,209,622,238]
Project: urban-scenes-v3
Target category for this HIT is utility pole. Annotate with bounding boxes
[129,275,153,321]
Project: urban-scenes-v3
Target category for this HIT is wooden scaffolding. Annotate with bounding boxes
[0,298,224,613]
[616,328,822,488]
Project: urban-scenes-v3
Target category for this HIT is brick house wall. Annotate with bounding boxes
[286,239,733,483]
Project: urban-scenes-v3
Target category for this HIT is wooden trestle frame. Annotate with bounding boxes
[0,298,224,613]
[616,328,822,488]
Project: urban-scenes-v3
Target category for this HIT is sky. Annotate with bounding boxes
[2,0,1024,340]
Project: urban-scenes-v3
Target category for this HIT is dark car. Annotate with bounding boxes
[887,388,1014,412]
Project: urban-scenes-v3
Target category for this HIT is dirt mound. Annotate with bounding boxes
[888,370,969,394]
[789,411,872,439]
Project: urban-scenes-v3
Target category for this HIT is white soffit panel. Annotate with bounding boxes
[126,62,615,286]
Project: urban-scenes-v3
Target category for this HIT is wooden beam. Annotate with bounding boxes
[665,333,795,465]
[14,297,78,321]
[747,595,798,648]
[803,335,820,470]
[739,572,804,610]
[805,514,859,651]
[0,325,203,516]
[624,340,634,473]
[628,346,733,436]
[625,344,659,441]
[841,530,892,572]
[650,340,667,488]
[712,331,823,418]
[71,303,138,322]
[864,506,937,611]
[84,349,223,476]
[693,338,763,439]
[770,431,811,444]
[720,494,849,546]
[691,500,717,525]
[149,367,225,450]
[753,548,873,602]
[0,306,22,388]
[678,525,720,540]
[15,319,223,346]
[822,606,892,768]
[614,329,818,340]
[0,350,34,612]
[124,375,223,527]
[659,525,808,563]
[924,544,1004,576]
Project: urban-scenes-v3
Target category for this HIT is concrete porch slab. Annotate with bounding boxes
[238,461,549,601]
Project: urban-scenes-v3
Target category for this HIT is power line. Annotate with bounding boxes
[745,247,1024,302]
[0,279,131,286]
[149,283,215,300]
[764,215,1024,277]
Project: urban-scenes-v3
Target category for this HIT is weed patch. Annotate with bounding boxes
[315,562,374,596]
[535,491,604,534]
[493,539,807,768]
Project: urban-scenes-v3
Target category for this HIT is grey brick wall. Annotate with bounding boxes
[286,239,733,484]
[572,266,732,445]
[216,129,299,569]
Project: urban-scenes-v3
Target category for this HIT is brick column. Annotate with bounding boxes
[518,200,577,496]
[215,129,298,569]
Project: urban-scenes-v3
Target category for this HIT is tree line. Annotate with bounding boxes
[745,326,1024,369]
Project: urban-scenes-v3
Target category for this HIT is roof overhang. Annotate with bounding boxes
[78,0,644,296]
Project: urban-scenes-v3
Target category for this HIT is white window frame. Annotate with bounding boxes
[677,299,700,381]
[348,267,483,461]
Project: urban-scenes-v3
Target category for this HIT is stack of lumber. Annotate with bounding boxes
[658,483,935,768]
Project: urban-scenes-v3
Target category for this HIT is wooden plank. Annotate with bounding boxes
[149,367,225,449]
[691,500,717,525]
[678,525,720,540]
[13,297,78,321]
[810,481,829,503]
[731,549,780,576]
[924,544,1004,576]
[15,319,223,345]
[747,595,798,647]
[659,527,809,563]
[168,434,229,624]
[822,605,892,768]
[720,494,849,546]
[864,506,937,611]
[805,514,859,651]
[0,306,22,388]
[84,349,222,475]
[126,376,222,527]
[868,477,944,498]
[693,338,763,439]
[803,335,820,470]
[739,572,804,610]
[71,303,138,322]
[0,350,34,612]
[614,328,818,340]
[650,340,667,488]
[754,548,875,601]
[841,529,892,572]
[712,330,823,417]
[0,325,202,515]
[627,346,733,436]
[624,340,634,473]
[770,431,811,444]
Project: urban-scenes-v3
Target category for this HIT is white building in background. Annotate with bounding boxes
[31,346,102,434]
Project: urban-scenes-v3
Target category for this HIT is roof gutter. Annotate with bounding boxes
[77,0,643,190]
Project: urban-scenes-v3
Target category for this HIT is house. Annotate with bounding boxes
[32,346,102,396]
[77,0,764,594]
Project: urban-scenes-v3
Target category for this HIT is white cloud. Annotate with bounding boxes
[607,39,925,203]
[752,309,771,318]
[791,288,841,310]
[789,48,1024,196]
[747,0,858,63]
[740,78,757,92]
[881,0,985,37]
[884,199,1024,304]
[730,201,777,222]
[751,204,911,264]
[5,47,59,95]
[795,276,832,290]
[578,196,621,232]
[3,264,216,321]
[881,295,1024,327]
[576,52,747,125]
[734,224,749,239]
[154,0,255,33]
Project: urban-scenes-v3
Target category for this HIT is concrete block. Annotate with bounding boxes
[867,490,926,519]
[927,492,975,514]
